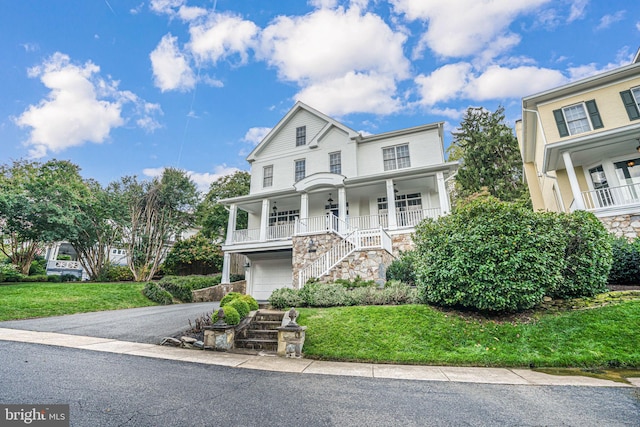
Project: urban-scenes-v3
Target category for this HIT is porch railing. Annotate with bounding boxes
[396,208,441,227]
[47,260,82,270]
[582,183,640,211]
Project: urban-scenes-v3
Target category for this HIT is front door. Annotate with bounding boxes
[588,165,613,207]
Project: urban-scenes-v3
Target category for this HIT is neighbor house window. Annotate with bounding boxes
[263,165,273,188]
[296,126,306,146]
[620,88,640,121]
[553,100,603,137]
[329,152,341,174]
[383,144,411,171]
[294,159,306,181]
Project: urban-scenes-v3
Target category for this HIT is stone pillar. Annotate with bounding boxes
[562,151,585,210]
[436,171,450,215]
[259,199,270,241]
[385,179,398,230]
[277,308,307,358]
[203,325,235,351]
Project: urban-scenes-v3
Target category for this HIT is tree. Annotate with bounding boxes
[0,159,88,274]
[163,234,223,275]
[114,168,199,282]
[67,180,126,280]
[449,106,528,203]
[197,171,250,240]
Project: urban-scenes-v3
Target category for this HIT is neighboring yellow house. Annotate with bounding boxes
[516,52,640,238]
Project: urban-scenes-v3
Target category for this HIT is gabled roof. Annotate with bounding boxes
[246,101,359,163]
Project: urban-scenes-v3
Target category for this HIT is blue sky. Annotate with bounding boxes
[1,0,639,193]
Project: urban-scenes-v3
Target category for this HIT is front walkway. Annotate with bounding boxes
[0,328,635,388]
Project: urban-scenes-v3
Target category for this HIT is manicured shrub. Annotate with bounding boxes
[549,210,611,299]
[268,288,303,310]
[414,196,566,312]
[47,275,62,283]
[299,282,354,307]
[97,264,134,282]
[220,291,243,307]
[28,258,47,276]
[227,298,250,319]
[608,237,640,285]
[385,251,417,286]
[229,274,245,282]
[60,274,79,282]
[22,275,49,282]
[159,275,222,302]
[0,264,25,282]
[213,305,240,325]
[334,276,376,289]
[239,294,259,311]
[380,280,421,305]
[143,282,173,305]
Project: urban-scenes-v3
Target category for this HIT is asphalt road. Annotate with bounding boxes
[0,302,218,344]
[1,341,639,426]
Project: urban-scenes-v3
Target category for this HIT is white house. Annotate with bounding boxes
[220,102,457,300]
[222,102,458,300]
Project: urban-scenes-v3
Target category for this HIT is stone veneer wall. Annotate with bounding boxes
[391,232,414,256]
[599,214,640,239]
[192,280,247,302]
[323,249,395,284]
[292,233,345,288]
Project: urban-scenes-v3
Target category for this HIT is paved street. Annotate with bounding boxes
[1,340,638,426]
[0,302,218,344]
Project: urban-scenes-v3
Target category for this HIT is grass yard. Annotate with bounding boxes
[0,282,157,321]
[298,299,640,369]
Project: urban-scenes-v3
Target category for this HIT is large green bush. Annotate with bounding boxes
[268,288,304,310]
[413,196,611,312]
[385,251,417,285]
[163,234,223,276]
[608,237,640,285]
[0,263,25,282]
[97,264,134,282]
[143,282,173,305]
[159,275,222,302]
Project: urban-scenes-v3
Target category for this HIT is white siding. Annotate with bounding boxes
[356,128,444,177]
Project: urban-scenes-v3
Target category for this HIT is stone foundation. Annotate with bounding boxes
[191,280,247,302]
[599,214,640,239]
[292,233,344,287]
[391,232,414,256]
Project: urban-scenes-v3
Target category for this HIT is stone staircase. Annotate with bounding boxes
[234,310,285,352]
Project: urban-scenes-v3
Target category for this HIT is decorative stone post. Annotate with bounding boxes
[277,308,307,358]
[203,309,235,351]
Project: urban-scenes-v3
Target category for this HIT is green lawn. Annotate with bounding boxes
[0,282,158,321]
[298,300,640,369]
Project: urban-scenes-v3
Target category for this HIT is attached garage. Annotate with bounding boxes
[246,251,293,301]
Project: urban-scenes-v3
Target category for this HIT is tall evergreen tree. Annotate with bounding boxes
[449,106,527,203]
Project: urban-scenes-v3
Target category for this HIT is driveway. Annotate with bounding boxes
[0,302,218,344]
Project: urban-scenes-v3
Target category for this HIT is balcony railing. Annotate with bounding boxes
[582,183,640,211]
[47,260,82,270]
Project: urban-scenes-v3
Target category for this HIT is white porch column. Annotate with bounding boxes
[562,151,585,210]
[299,192,309,234]
[338,187,347,231]
[436,172,451,215]
[385,179,398,230]
[221,252,231,284]
[224,204,237,245]
[259,199,270,241]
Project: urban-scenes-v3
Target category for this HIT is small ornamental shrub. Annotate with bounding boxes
[23,274,48,282]
[159,275,222,302]
[28,258,47,276]
[385,251,417,286]
[213,305,240,325]
[239,294,259,311]
[268,288,304,310]
[143,282,173,305]
[380,280,421,305]
[47,275,61,283]
[97,264,134,282]
[608,237,640,285]
[0,264,25,282]
[299,282,353,307]
[60,274,79,282]
[334,276,376,289]
[220,291,243,307]
[227,298,250,319]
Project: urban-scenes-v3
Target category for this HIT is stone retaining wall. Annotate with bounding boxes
[599,214,640,239]
[192,280,247,302]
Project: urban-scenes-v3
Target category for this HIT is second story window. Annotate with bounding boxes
[263,165,273,188]
[329,152,341,174]
[553,100,603,137]
[383,144,411,171]
[295,159,306,181]
[296,126,306,146]
[620,88,640,121]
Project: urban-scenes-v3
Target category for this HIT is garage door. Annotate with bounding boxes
[250,258,293,301]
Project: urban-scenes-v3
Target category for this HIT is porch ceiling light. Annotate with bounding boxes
[272,202,277,213]
[636,144,640,153]
[327,193,333,204]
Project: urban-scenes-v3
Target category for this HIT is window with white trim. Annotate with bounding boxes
[294,159,306,181]
[563,104,591,135]
[296,126,306,146]
[553,100,603,137]
[329,151,341,174]
[263,165,273,188]
[383,144,411,171]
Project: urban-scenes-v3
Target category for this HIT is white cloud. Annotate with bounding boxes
[20,42,39,52]
[129,3,144,15]
[415,63,567,106]
[308,0,338,8]
[143,164,242,193]
[178,5,207,21]
[390,0,550,59]
[297,72,402,116]
[567,0,588,23]
[15,53,124,158]
[149,0,184,15]
[150,33,196,92]
[596,11,626,30]
[188,13,258,65]
[15,52,161,158]
[242,127,271,146]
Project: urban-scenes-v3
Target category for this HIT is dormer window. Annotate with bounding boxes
[296,126,306,146]
[553,100,603,137]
